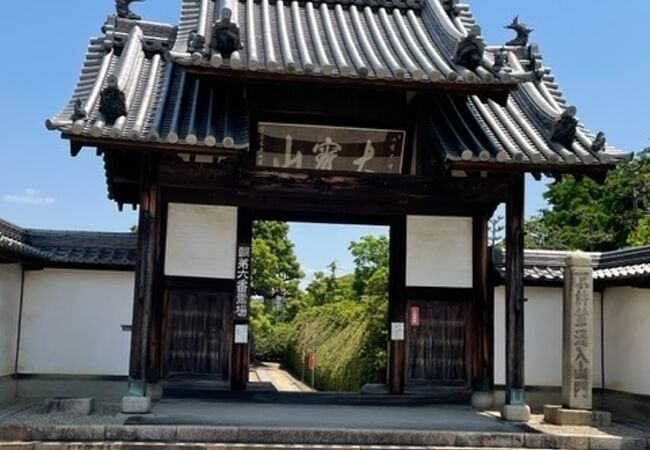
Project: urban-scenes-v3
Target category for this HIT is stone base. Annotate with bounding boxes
[501,403,531,422]
[471,391,495,410]
[121,395,152,414]
[44,397,94,415]
[544,404,612,426]
[147,383,163,402]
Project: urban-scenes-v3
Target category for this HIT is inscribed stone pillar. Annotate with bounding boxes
[562,251,593,410]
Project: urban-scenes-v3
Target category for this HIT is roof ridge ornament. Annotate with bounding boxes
[442,0,461,17]
[551,106,578,149]
[115,0,143,21]
[505,16,533,47]
[210,8,243,60]
[453,26,484,72]
[99,75,127,125]
[71,99,87,121]
[591,132,607,153]
[188,30,207,54]
[491,47,509,75]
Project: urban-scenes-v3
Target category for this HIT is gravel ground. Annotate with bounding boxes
[0,400,124,426]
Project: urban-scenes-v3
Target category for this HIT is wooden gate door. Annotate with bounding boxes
[406,300,469,384]
[162,288,231,379]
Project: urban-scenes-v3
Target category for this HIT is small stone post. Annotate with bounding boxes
[545,251,610,426]
[562,251,593,410]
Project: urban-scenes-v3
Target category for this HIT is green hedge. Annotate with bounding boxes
[284,300,387,392]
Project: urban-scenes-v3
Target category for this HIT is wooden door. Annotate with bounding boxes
[407,300,469,383]
[162,288,231,379]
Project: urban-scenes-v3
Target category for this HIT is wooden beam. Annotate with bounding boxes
[505,175,526,404]
[471,208,491,390]
[389,216,407,394]
[128,154,162,395]
[231,208,253,391]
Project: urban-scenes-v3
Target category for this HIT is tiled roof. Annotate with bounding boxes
[46,1,632,168]
[428,51,632,166]
[494,247,650,285]
[46,19,249,150]
[0,219,136,268]
[168,0,519,84]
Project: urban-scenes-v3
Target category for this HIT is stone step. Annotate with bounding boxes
[1,426,648,450]
[0,444,568,450]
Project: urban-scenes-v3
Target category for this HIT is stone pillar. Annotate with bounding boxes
[562,251,593,410]
[544,251,610,426]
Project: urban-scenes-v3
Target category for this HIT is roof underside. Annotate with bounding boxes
[46,0,632,169]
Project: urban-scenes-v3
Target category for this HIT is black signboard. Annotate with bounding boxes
[256,122,406,174]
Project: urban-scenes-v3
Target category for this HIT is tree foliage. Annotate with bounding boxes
[251,221,304,302]
[526,149,650,251]
[348,234,389,296]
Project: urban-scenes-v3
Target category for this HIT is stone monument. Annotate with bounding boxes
[544,251,611,426]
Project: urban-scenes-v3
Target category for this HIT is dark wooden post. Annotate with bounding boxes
[505,176,526,405]
[128,153,161,396]
[389,215,407,394]
[231,208,253,391]
[472,207,490,390]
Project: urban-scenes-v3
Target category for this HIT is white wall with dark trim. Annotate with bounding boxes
[0,264,22,377]
[17,268,134,376]
[603,287,650,396]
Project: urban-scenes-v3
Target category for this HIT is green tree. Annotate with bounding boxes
[251,221,304,303]
[526,149,650,251]
[305,262,355,306]
[348,235,389,296]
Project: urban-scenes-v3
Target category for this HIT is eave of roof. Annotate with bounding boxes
[494,247,650,286]
[45,0,633,172]
[0,219,136,269]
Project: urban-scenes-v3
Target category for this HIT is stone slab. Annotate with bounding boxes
[470,391,495,411]
[544,405,612,426]
[44,398,94,416]
[501,404,531,422]
[121,396,152,415]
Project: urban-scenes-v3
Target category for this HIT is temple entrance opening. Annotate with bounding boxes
[248,220,390,393]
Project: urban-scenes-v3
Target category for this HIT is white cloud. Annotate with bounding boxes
[2,189,56,205]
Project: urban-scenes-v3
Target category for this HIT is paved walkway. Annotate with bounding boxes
[133,401,518,431]
[252,363,314,393]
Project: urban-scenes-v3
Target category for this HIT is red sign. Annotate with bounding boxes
[410,306,420,327]
[308,353,316,370]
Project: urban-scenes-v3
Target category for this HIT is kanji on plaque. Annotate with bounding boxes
[256,122,406,174]
[234,244,251,320]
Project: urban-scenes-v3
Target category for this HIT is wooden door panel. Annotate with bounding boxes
[162,289,231,379]
[407,301,468,382]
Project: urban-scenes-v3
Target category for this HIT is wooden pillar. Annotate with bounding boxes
[505,176,526,405]
[471,207,491,389]
[128,154,162,396]
[231,209,253,391]
[388,215,406,394]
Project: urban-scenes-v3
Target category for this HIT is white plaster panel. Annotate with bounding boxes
[494,286,603,388]
[18,269,134,376]
[603,287,650,396]
[0,264,22,376]
[164,203,238,279]
[406,216,472,288]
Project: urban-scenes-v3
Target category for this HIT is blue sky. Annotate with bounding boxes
[1,1,649,279]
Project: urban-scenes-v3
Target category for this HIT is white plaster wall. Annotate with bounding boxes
[406,216,472,288]
[18,269,134,376]
[0,264,22,376]
[603,287,650,396]
[494,286,602,388]
[165,203,238,279]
